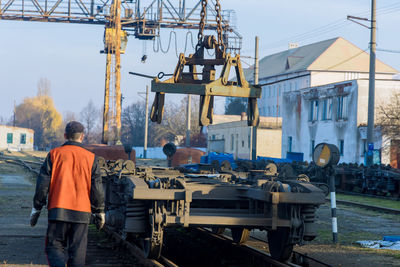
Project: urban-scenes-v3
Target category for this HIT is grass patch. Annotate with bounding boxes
[314,229,382,245]
[336,193,400,210]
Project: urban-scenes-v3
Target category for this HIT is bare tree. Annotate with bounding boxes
[149,95,204,146]
[37,77,51,97]
[377,93,400,141]
[80,100,101,144]
[225,97,247,115]
[121,101,147,146]
[120,96,206,147]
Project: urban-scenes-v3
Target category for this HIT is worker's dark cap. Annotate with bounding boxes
[65,121,84,135]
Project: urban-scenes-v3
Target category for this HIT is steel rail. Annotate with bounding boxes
[249,234,333,267]
[103,226,178,267]
[195,227,300,267]
[334,199,400,215]
[336,190,400,201]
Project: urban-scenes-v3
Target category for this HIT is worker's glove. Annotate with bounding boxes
[94,213,105,230]
[30,207,41,227]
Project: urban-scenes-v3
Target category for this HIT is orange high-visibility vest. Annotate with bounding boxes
[48,145,95,213]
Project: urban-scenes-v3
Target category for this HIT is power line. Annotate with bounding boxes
[376,48,400,54]
[241,2,400,54]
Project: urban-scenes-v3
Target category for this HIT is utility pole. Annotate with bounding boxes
[366,0,376,166]
[251,36,259,160]
[186,95,191,147]
[13,100,16,127]
[144,86,149,159]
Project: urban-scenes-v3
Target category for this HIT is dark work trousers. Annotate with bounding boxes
[45,220,88,267]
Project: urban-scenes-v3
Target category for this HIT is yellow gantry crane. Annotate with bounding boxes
[0,0,241,144]
[102,0,124,145]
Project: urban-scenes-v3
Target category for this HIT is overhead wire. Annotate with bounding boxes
[244,2,400,54]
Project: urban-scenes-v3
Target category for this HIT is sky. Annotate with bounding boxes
[1,0,400,121]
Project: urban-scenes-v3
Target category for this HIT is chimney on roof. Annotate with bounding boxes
[288,43,299,49]
[240,112,246,121]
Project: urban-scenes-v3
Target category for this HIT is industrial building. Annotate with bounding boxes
[207,115,282,159]
[242,37,399,164]
[0,125,34,151]
[281,79,400,164]
[245,37,398,118]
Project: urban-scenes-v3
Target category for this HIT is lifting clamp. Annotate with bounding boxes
[150,35,261,126]
[150,0,261,126]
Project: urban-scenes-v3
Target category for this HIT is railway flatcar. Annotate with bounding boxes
[101,159,326,261]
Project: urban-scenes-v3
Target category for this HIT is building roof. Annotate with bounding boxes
[245,37,398,81]
[0,125,34,133]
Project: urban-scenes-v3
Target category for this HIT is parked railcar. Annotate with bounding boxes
[100,159,325,261]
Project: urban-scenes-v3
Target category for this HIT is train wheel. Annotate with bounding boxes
[267,227,293,261]
[211,227,225,234]
[139,229,163,259]
[231,228,250,244]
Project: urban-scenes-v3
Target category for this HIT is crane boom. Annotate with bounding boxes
[0,0,241,144]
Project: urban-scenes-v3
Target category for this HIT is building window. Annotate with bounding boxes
[277,106,281,117]
[268,87,271,97]
[288,136,293,152]
[242,140,244,147]
[289,83,292,91]
[278,85,281,96]
[212,135,216,140]
[310,140,315,155]
[20,133,26,144]
[337,95,348,120]
[248,134,251,148]
[268,107,271,116]
[309,100,319,121]
[339,139,344,156]
[362,139,366,157]
[322,98,333,120]
[231,134,234,151]
[7,133,13,144]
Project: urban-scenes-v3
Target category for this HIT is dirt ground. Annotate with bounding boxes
[0,152,48,266]
[1,153,399,266]
[293,203,400,266]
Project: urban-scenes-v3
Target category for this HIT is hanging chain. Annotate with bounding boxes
[215,0,225,52]
[197,0,207,49]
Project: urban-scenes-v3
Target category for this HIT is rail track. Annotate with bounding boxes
[333,199,400,215]
[246,232,333,267]
[101,226,179,267]
[162,227,333,267]
[336,190,400,201]
[93,225,334,267]
[0,155,43,175]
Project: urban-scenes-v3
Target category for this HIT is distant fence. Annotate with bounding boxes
[134,147,206,159]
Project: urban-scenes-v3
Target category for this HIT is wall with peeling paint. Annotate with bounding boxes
[0,125,34,151]
[282,79,400,164]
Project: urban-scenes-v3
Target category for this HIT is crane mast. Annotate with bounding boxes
[102,0,122,145]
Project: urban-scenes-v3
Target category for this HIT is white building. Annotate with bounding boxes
[0,125,34,151]
[207,115,281,159]
[244,37,398,118]
[282,79,400,164]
